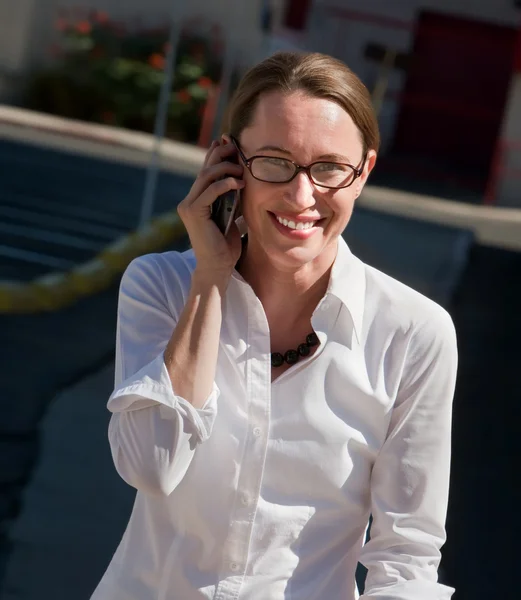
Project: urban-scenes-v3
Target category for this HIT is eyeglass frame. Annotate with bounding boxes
[230,136,366,190]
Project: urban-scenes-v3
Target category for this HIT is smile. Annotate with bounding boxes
[268,212,323,239]
[275,216,316,230]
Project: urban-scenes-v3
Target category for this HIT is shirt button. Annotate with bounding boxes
[321,301,330,310]
[253,427,262,437]
[230,561,239,572]
[240,493,251,506]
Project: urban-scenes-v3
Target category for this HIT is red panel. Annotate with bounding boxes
[392,11,518,179]
[284,0,312,31]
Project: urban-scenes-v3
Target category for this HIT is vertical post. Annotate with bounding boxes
[484,24,521,205]
[259,0,274,59]
[197,85,221,148]
[138,6,182,228]
[211,0,244,140]
[210,40,235,140]
[372,48,397,118]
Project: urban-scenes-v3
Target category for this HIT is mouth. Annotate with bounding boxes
[268,211,325,239]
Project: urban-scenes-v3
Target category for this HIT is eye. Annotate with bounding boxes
[264,157,291,167]
[314,162,349,172]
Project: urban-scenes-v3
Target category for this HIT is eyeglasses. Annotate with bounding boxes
[231,136,365,190]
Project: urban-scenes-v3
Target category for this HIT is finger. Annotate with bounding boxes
[189,161,244,201]
[205,139,238,168]
[181,176,244,216]
[193,177,245,210]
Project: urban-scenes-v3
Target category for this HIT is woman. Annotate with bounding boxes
[91,52,457,600]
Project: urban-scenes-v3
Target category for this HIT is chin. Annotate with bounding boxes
[265,242,328,271]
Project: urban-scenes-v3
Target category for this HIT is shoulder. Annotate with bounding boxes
[120,248,196,318]
[361,259,456,349]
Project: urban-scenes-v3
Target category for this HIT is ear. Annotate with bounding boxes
[356,149,377,197]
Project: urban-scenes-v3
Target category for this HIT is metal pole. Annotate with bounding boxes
[211,42,235,140]
[211,2,242,140]
[371,48,397,118]
[139,7,182,227]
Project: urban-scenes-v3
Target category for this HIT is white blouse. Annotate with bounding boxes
[91,236,457,600]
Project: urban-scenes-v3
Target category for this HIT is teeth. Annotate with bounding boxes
[276,216,315,230]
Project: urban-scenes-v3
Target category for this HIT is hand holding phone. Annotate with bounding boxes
[211,147,241,236]
[176,137,244,275]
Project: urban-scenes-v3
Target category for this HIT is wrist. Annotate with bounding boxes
[192,267,233,292]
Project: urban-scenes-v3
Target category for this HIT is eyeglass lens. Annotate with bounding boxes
[250,157,356,188]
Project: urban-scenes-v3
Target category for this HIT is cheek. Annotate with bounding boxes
[241,180,274,219]
[326,191,356,222]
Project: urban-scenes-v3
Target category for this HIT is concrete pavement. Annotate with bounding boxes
[0,364,135,600]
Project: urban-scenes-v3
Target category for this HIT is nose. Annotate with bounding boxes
[283,171,316,209]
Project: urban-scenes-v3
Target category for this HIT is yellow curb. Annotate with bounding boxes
[0,211,187,314]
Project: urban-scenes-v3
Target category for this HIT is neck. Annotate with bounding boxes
[237,237,338,327]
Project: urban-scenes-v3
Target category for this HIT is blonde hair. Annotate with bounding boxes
[224,51,380,153]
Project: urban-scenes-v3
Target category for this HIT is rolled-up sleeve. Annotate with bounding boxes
[359,308,458,600]
[107,253,219,497]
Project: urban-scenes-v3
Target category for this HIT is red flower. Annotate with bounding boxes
[197,76,212,89]
[148,53,165,70]
[177,89,191,104]
[75,21,91,35]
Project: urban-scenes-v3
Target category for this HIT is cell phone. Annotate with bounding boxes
[211,148,241,236]
[211,188,241,236]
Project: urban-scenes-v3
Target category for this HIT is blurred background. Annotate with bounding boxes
[0,0,520,599]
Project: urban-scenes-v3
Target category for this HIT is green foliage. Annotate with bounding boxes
[26,10,223,143]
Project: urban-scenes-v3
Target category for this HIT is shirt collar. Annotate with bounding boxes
[231,235,366,343]
[327,236,366,343]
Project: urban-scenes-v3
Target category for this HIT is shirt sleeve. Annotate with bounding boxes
[107,253,219,497]
[359,307,458,600]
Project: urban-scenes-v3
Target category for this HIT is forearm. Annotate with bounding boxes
[164,269,231,409]
[359,310,457,599]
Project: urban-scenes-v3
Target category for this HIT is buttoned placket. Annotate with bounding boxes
[214,286,336,600]
[214,284,272,600]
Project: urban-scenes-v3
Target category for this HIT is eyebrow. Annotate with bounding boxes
[255,145,292,154]
[254,145,352,163]
[317,152,352,163]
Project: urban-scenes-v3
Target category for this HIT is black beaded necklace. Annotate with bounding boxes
[271,332,319,367]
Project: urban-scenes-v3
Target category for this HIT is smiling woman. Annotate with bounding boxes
[91,51,457,600]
